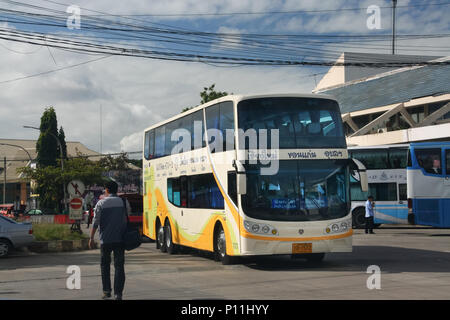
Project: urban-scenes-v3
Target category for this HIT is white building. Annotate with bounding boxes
[313,52,450,146]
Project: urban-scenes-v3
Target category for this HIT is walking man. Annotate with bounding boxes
[365,195,375,234]
[89,181,130,300]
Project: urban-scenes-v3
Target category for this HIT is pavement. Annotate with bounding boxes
[1,226,450,300]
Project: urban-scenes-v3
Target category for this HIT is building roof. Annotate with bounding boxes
[314,53,450,114]
[0,139,101,183]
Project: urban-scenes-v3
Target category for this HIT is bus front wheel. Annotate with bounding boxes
[165,222,178,254]
[352,207,366,229]
[214,225,234,265]
[156,222,166,253]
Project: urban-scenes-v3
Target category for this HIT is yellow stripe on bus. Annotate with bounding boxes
[241,229,353,242]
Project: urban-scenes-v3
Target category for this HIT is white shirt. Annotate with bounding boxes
[365,200,374,218]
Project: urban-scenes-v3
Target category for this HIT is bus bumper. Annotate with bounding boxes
[239,233,352,256]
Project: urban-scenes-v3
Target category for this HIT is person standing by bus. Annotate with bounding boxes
[365,196,375,234]
[86,205,94,228]
[89,181,129,300]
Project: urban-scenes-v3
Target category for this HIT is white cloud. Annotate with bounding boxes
[0,41,315,155]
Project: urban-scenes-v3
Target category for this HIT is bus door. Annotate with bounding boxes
[372,182,401,224]
[443,148,450,227]
[396,182,409,223]
[444,148,450,187]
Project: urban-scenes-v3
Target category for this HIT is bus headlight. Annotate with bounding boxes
[326,219,352,234]
[244,220,277,235]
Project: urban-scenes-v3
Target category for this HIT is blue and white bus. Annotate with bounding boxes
[407,142,450,228]
[348,144,409,228]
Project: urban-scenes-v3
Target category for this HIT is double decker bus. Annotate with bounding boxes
[407,142,450,228]
[348,145,409,228]
[142,94,367,264]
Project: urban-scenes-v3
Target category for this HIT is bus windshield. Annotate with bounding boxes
[241,160,349,222]
[237,97,346,149]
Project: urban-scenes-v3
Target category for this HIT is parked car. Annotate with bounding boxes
[0,204,14,218]
[24,209,43,216]
[0,215,34,257]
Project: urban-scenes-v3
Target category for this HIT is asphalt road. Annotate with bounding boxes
[1,226,450,300]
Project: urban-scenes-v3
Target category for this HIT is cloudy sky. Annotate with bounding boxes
[0,0,449,157]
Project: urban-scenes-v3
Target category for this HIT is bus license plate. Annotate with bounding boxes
[292,243,312,254]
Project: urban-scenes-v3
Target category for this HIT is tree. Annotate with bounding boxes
[200,84,229,104]
[36,107,59,167]
[98,152,130,171]
[18,156,107,212]
[58,126,68,160]
[182,84,230,112]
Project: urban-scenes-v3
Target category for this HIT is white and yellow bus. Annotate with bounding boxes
[142,94,367,264]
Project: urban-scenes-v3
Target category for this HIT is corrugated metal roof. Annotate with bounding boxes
[317,64,450,114]
[0,139,101,183]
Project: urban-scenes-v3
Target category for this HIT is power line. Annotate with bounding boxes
[39,0,450,17]
[0,54,110,84]
[1,28,448,68]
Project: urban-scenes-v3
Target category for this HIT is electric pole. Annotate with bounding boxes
[392,0,397,54]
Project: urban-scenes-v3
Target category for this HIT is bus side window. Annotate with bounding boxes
[415,148,442,175]
[205,103,221,153]
[144,130,154,160]
[191,110,205,149]
[155,126,166,158]
[180,176,188,208]
[220,102,234,151]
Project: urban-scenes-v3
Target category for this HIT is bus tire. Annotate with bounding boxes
[214,225,234,265]
[352,207,366,229]
[408,213,415,225]
[165,222,178,254]
[305,253,325,263]
[156,221,166,253]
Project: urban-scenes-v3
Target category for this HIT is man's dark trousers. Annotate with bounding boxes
[100,242,125,295]
[365,216,374,234]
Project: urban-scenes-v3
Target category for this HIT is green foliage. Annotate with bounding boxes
[18,156,106,212]
[98,152,130,171]
[33,223,88,241]
[36,107,59,167]
[200,84,229,104]
[181,84,230,112]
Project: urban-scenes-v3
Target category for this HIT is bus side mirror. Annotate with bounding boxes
[350,158,369,192]
[233,160,247,195]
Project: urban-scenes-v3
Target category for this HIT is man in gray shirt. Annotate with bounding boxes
[89,180,130,300]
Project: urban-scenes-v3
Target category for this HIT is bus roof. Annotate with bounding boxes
[410,141,450,148]
[143,93,338,132]
[348,143,410,150]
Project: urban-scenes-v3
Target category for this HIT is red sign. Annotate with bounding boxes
[70,198,83,210]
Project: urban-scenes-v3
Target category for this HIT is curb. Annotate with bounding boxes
[28,238,96,253]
